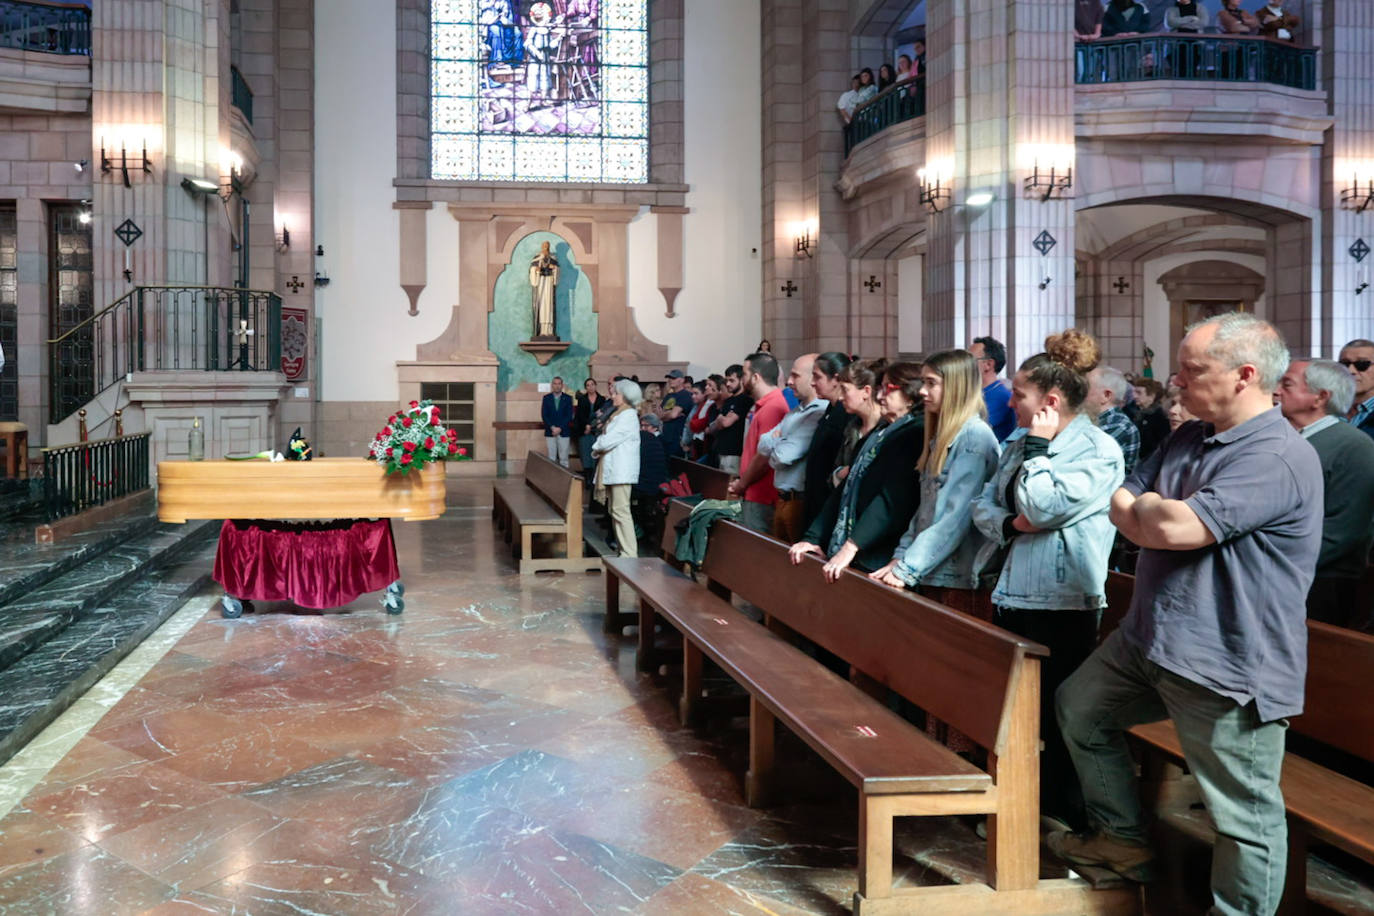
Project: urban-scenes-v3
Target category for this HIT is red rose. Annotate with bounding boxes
[448,443,458,454]
[386,447,394,456]
[402,418,413,428]
[424,437,434,449]
[389,414,397,423]
[447,428,458,440]
[381,426,392,436]
[432,406,442,417]
[457,447,468,456]
[409,400,419,408]
[403,441,416,452]
[400,453,412,465]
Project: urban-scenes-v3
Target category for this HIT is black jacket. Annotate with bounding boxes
[572,393,605,439]
[1135,405,1170,462]
[803,401,854,530]
[635,431,670,495]
[802,415,924,573]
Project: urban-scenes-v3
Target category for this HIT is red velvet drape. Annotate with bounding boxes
[213,518,400,609]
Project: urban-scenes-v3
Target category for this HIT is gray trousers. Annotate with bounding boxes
[1057,629,1288,916]
[740,499,774,535]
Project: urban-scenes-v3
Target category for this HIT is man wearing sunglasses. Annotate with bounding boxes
[1339,338,1374,440]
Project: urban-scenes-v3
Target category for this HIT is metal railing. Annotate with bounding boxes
[844,78,927,157]
[47,285,283,425]
[0,0,90,55]
[231,65,253,125]
[1075,35,1317,91]
[42,432,150,521]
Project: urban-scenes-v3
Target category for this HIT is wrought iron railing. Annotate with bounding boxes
[0,0,90,55]
[844,78,927,157]
[231,65,254,125]
[1075,35,1316,91]
[42,432,150,521]
[47,286,283,425]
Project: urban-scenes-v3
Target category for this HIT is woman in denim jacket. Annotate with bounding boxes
[870,349,1001,619]
[970,329,1125,831]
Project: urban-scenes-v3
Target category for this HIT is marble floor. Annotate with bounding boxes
[0,479,1370,915]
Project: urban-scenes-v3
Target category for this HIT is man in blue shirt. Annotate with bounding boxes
[970,335,1016,441]
[1339,338,1374,439]
[1051,313,1322,915]
[540,376,573,467]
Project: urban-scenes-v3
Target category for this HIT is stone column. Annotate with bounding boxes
[1321,0,1374,354]
[922,0,1076,367]
[800,0,851,356]
[760,0,806,358]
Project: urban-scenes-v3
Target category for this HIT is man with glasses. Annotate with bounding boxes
[1339,338,1374,439]
[969,335,1017,442]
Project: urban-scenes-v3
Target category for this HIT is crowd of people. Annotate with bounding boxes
[542,315,1374,915]
[1077,0,1302,41]
[837,40,926,124]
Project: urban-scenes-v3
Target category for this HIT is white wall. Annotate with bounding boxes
[897,253,923,354]
[314,0,455,402]
[1142,250,1268,379]
[629,0,763,375]
[316,0,761,397]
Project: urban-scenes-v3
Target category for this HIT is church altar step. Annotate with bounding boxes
[0,479,39,524]
[0,519,216,766]
[0,509,162,611]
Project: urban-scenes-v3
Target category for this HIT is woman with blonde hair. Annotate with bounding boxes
[870,349,1001,618]
[970,328,1124,831]
[638,382,662,418]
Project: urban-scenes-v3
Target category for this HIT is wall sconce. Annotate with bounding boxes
[1025,162,1073,201]
[1341,176,1374,213]
[918,161,953,213]
[100,138,151,188]
[1019,144,1075,202]
[792,221,815,259]
[276,227,291,252]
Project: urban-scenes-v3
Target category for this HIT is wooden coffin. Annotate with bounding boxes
[156,457,447,523]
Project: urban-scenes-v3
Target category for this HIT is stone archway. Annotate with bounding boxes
[1158,260,1266,349]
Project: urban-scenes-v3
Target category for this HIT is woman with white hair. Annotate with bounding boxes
[593,379,643,558]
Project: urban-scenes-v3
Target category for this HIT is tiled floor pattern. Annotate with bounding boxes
[0,479,1370,915]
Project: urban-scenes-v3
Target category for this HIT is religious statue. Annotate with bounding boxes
[529,241,560,339]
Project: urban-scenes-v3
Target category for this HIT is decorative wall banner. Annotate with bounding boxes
[281,307,308,381]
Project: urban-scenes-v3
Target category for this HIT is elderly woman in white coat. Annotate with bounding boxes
[592,379,643,557]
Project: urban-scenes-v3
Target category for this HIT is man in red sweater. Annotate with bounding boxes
[727,351,790,534]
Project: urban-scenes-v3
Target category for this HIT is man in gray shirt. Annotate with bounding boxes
[756,353,826,543]
[1051,313,1322,916]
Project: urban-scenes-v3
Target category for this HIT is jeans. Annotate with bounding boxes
[578,434,596,477]
[996,607,1099,830]
[740,499,774,535]
[1057,629,1289,916]
[544,435,570,467]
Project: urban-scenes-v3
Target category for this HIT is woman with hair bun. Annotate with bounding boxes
[970,328,1125,832]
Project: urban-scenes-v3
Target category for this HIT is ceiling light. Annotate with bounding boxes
[966,191,995,207]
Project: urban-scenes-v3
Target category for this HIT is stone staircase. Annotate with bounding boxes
[0,501,218,765]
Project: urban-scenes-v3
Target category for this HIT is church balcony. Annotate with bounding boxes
[843,78,926,158]
[0,1,91,115]
[0,1,90,57]
[1075,35,1316,93]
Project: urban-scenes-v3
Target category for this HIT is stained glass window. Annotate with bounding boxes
[431,0,649,183]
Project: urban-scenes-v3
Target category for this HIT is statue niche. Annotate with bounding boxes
[519,239,571,365]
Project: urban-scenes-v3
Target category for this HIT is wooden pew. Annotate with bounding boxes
[1107,574,1374,913]
[604,500,1139,915]
[491,451,600,574]
[668,456,732,500]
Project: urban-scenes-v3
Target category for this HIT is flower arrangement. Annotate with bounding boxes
[368,400,469,475]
